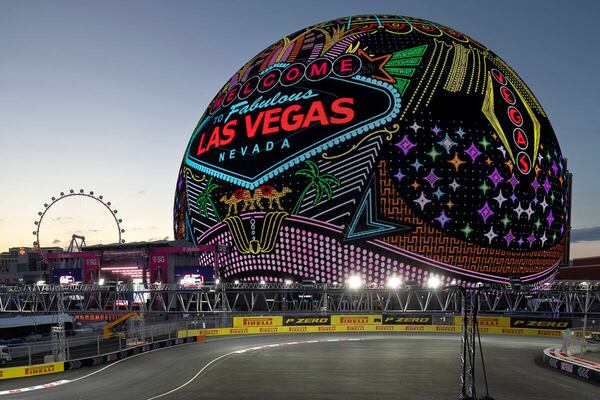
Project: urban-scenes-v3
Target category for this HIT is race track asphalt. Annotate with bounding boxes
[0,332,597,400]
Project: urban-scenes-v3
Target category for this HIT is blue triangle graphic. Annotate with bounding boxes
[345,176,411,241]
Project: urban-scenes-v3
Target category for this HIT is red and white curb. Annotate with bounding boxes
[0,380,71,396]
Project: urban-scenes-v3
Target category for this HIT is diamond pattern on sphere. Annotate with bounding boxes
[464,143,482,162]
[424,170,440,187]
[437,133,457,153]
[487,168,504,188]
[504,230,515,245]
[508,174,519,189]
[395,135,416,155]
[543,177,551,193]
[477,202,495,223]
[532,179,540,191]
[546,211,554,227]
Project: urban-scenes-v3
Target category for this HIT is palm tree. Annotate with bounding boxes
[195,176,221,221]
[292,160,341,214]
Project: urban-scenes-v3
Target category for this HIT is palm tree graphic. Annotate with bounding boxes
[292,160,341,214]
[195,176,221,221]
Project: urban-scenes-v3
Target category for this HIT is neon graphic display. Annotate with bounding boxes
[174,15,569,286]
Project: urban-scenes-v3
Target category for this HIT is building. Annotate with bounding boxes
[558,257,600,280]
[175,15,569,287]
[47,240,220,284]
[0,247,62,284]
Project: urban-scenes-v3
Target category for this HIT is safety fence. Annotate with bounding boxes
[0,313,571,380]
[0,316,225,368]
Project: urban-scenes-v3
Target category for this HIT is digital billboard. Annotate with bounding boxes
[174,15,568,286]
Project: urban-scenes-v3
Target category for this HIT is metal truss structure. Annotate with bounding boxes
[0,281,597,315]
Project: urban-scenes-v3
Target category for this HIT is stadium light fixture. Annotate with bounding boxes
[347,275,363,289]
[36,280,45,286]
[427,275,441,289]
[260,280,266,285]
[234,280,240,285]
[215,279,220,285]
[98,278,105,286]
[386,276,402,289]
[284,279,293,285]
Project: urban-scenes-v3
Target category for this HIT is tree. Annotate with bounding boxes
[195,176,221,221]
[292,160,341,214]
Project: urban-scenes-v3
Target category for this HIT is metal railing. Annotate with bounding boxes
[1,316,226,368]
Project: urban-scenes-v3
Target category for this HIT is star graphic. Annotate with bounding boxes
[448,152,466,172]
[478,137,491,150]
[433,188,445,200]
[446,199,455,209]
[524,204,535,220]
[479,181,491,195]
[435,210,452,228]
[540,198,548,211]
[494,192,507,207]
[540,232,548,246]
[431,125,442,136]
[504,159,514,173]
[414,192,431,210]
[455,127,467,138]
[485,157,493,166]
[411,180,421,190]
[484,227,498,244]
[357,49,394,82]
[394,169,406,181]
[497,146,507,158]
[514,203,525,218]
[500,215,511,228]
[534,218,542,230]
[449,179,461,192]
[460,223,473,238]
[438,134,457,154]
[412,159,424,172]
[409,121,422,132]
[427,146,441,161]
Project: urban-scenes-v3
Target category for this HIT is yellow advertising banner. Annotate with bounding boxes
[233,316,283,327]
[454,316,510,328]
[331,314,382,325]
[0,362,64,380]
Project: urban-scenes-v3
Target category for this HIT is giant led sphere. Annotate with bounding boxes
[175,15,569,286]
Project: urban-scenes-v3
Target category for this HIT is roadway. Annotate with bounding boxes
[1,332,598,399]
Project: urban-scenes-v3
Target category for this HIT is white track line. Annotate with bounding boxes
[0,335,268,397]
[144,338,363,400]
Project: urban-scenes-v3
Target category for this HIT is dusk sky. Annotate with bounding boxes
[1,0,599,258]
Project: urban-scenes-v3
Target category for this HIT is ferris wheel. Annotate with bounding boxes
[33,189,125,250]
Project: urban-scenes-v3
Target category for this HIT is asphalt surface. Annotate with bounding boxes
[1,332,598,400]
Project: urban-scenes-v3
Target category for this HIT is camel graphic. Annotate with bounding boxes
[220,185,292,216]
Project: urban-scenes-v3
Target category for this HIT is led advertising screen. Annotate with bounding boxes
[174,15,568,286]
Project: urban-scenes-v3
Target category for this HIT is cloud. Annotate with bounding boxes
[137,190,146,195]
[52,216,73,222]
[131,226,157,231]
[52,239,61,244]
[571,226,600,243]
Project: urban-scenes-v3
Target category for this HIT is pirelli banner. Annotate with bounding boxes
[383,314,433,325]
[331,314,382,325]
[454,316,511,328]
[283,315,331,326]
[0,362,64,380]
[510,317,572,330]
[233,316,283,327]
